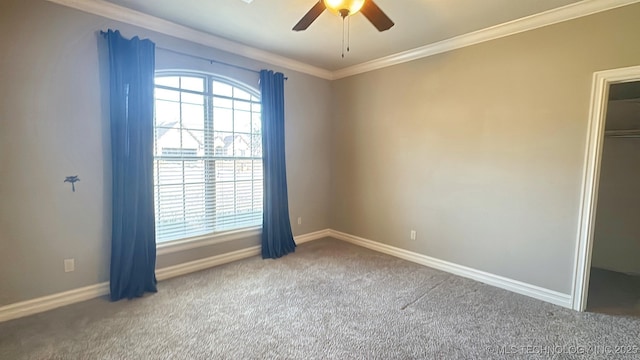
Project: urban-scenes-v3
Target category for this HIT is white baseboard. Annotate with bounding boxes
[156,245,262,281]
[0,228,572,322]
[156,228,330,280]
[0,229,328,323]
[328,230,573,309]
[0,283,110,323]
[295,228,332,244]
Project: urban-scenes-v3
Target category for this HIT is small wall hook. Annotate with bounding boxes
[64,176,80,192]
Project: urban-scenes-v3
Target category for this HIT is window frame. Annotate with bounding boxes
[153,70,263,254]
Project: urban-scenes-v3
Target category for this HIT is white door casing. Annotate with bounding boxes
[572,65,640,311]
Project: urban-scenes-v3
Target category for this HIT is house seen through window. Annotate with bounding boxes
[154,73,263,243]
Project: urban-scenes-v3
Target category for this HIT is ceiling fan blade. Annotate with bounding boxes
[360,0,394,32]
[292,1,326,31]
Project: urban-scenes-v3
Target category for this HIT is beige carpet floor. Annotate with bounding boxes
[1,238,640,359]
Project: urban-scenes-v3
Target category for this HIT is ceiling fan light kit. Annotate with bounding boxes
[293,0,394,58]
[293,0,394,32]
[324,0,365,17]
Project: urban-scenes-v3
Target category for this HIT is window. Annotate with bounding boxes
[153,73,263,243]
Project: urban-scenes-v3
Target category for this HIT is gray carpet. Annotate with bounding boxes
[587,268,640,316]
[1,238,639,359]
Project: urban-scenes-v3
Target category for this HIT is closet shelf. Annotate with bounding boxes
[605,129,640,138]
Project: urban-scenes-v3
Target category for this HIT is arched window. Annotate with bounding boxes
[153,72,262,243]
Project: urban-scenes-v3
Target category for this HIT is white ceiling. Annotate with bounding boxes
[103,0,585,71]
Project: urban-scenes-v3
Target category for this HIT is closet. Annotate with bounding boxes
[587,81,640,316]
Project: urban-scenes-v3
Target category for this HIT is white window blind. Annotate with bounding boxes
[153,73,263,243]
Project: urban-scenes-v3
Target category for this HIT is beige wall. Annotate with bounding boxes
[592,137,640,275]
[330,4,640,294]
[0,0,332,306]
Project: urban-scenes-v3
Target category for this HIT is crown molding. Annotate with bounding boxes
[44,0,334,80]
[332,0,640,79]
[45,0,639,81]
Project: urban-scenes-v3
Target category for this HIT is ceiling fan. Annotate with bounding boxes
[293,0,394,32]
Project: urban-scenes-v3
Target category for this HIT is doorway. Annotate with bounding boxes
[586,81,640,315]
[572,65,640,312]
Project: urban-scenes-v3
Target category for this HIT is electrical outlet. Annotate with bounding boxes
[64,258,75,272]
[297,217,302,225]
[410,230,417,241]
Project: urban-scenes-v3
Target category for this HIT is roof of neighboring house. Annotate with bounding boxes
[156,121,204,148]
[157,122,251,150]
[222,134,249,148]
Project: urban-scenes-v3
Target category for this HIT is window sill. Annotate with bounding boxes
[156,226,262,256]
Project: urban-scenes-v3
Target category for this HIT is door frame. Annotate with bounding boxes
[572,65,640,311]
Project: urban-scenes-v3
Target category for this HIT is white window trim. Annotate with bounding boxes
[157,226,262,255]
[153,70,263,251]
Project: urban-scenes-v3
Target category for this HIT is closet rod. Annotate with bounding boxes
[605,129,640,138]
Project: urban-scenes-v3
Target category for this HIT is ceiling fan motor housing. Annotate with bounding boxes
[324,0,365,17]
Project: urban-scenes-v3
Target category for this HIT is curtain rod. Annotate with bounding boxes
[99,31,287,79]
[156,46,287,80]
[157,46,259,74]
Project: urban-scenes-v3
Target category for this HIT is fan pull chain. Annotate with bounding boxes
[341,16,345,58]
[347,15,350,53]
